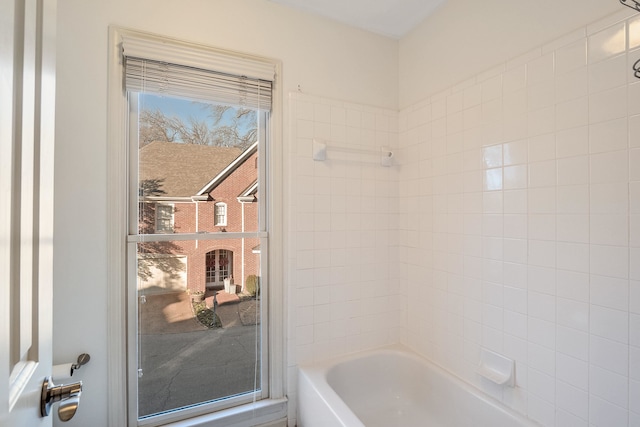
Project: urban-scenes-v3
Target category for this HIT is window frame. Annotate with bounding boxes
[214,202,227,227]
[107,27,286,427]
[154,203,174,233]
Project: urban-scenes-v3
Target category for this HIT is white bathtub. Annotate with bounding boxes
[297,345,539,427]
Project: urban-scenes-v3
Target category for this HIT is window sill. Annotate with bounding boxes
[161,398,287,427]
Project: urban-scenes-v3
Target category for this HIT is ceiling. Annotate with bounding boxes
[268,0,445,39]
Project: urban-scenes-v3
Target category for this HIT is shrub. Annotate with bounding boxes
[245,275,260,297]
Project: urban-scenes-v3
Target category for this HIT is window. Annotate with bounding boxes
[214,202,227,226]
[108,28,283,427]
[154,204,174,233]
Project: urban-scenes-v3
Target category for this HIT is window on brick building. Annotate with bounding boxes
[214,202,227,226]
[154,204,174,233]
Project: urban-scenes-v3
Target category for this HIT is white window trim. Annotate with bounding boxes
[214,202,227,227]
[154,203,175,233]
[107,27,285,426]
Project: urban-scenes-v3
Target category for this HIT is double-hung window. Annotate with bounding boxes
[111,28,281,426]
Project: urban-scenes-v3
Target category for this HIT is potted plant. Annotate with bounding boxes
[190,289,205,303]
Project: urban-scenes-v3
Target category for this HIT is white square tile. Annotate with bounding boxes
[504,285,527,314]
[557,242,589,273]
[528,394,556,427]
[590,244,629,279]
[630,81,640,116]
[630,114,640,149]
[557,214,589,243]
[483,236,503,261]
[528,133,556,162]
[590,304,629,344]
[481,75,502,102]
[556,297,588,333]
[630,279,640,316]
[555,67,588,103]
[629,314,640,350]
[589,365,629,409]
[632,249,640,281]
[589,117,628,154]
[557,270,590,302]
[590,150,629,184]
[591,275,630,311]
[557,185,589,214]
[504,215,527,239]
[556,381,589,421]
[590,182,629,214]
[588,53,627,94]
[590,214,629,246]
[528,265,556,295]
[529,160,557,188]
[588,22,626,64]
[556,40,587,73]
[504,310,528,341]
[483,168,503,191]
[527,53,555,86]
[504,115,528,143]
[503,65,526,94]
[527,107,555,137]
[503,238,528,264]
[528,367,556,401]
[589,86,628,124]
[529,188,556,214]
[503,139,528,165]
[482,144,502,168]
[555,410,588,427]
[503,262,528,291]
[528,290,555,322]
[528,341,556,377]
[556,126,589,158]
[528,215,556,241]
[502,165,527,190]
[528,82,555,111]
[557,352,589,390]
[589,395,629,427]
[504,189,528,214]
[557,156,589,185]
[529,239,556,268]
[556,97,588,131]
[631,148,640,181]
[630,14,640,50]
[483,191,503,213]
[557,325,589,361]
[590,334,629,376]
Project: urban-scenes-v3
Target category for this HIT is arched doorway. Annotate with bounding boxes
[205,249,233,288]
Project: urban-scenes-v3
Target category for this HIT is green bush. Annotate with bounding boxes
[245,275,260,297]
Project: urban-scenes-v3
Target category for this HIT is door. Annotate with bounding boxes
[0,0,56,426]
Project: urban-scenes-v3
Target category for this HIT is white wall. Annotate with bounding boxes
[53,1,397,426]
[398,8,640,426]
[399,0,621,108]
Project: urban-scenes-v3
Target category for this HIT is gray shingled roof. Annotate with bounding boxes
[139,141,243,198]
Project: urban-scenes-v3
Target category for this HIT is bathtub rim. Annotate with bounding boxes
[297,343,540,427]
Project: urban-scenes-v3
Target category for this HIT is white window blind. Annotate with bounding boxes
[121,34,274,110]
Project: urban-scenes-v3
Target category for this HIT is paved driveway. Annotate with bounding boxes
[137,292,261,417]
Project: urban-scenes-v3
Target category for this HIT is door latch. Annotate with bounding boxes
[40,377,82,422]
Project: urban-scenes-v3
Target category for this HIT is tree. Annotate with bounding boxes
[138,104,257,149]
[137,179,184,282]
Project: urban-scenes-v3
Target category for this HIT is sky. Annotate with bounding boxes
[139,93,216,125]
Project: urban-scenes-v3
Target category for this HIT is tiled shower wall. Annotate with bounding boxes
[398,9,640,427]
[286,92,400,422]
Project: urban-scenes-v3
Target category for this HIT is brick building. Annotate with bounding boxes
[138,140,260,294]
